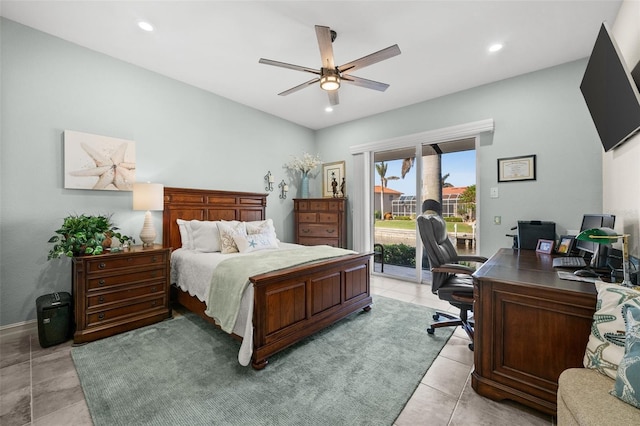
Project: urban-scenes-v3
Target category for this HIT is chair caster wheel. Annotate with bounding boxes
[427,327,435,335]
[432,314,440,321]
[468,343,474,351]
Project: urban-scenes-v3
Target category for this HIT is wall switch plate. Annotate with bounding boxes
[490,187,499,198]
[494,216,501,225]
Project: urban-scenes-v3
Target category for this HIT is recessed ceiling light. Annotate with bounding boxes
[488,43,503,53]
[325,106,333,113]
[138,21,154,32]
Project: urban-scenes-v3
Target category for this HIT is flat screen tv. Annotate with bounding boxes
[580,22,640,152]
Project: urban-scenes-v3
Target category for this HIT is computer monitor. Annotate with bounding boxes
[575,214,616,264]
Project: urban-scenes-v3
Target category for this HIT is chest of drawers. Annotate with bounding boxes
[294,198,346,248]
[72,245,171,344]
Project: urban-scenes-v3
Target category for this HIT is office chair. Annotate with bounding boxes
[417,203,487,351]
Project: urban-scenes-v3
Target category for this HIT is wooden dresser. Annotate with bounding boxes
[294,198,347,248]
[472,248,597,415]
[72,245,171,344]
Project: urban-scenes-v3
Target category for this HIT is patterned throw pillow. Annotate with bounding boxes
[611,304,640,408]
[583,281,640,379]
[233,232,279,253]
[245,218,276,236]
[216,221,246,254]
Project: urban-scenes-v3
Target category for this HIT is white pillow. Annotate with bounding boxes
[176,219,194,250]
[233,232,279,253]
[245,218,276,236]
[217,220,247,254]
[190,220,222,253]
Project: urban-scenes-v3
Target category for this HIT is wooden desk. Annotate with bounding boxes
[471,248,597,415]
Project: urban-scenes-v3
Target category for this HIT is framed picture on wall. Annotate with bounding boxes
[322,161,345,198]
[497,154,536,182]
[64,130,136,191]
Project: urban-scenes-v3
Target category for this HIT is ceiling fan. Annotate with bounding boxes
[259,25,401,106]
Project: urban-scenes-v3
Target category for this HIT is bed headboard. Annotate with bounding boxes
[162,187,268,250]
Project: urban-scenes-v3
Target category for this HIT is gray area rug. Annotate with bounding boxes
[71,295,453,426]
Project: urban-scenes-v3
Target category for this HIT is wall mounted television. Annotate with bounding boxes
[580,22,640,152]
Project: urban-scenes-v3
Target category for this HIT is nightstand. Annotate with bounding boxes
[72,244,171,344]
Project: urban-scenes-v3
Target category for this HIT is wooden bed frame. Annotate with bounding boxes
[162,187,373,369]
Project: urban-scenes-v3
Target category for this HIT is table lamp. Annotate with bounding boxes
[576,227,632,287]
[133,182,164,247]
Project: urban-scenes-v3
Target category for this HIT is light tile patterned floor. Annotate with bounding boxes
[0,275,554,425]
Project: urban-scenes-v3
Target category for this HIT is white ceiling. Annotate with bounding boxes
[0,1,622,130]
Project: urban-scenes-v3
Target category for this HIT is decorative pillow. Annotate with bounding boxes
[176,219,194,250]
[189,220,221,252]
[216,221,246,254]
[583,281,640,379]
[233,232,279,253]
[611,303,640,408]
[245,219,276,236]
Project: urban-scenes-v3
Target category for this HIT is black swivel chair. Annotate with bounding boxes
[417,205,487,351]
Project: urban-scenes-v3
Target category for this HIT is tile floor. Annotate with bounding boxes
[0,275,555,426]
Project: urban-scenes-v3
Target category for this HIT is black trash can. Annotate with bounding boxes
[36,292,72,348]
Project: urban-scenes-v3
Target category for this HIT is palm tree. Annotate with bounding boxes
[375,161,399,220]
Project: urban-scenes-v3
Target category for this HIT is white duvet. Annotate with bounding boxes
[170,243,302,365]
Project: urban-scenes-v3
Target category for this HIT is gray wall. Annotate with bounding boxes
[1,18,604,327]
[315,59,603,257]
[0,19,314,326]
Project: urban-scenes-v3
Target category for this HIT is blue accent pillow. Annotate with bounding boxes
[611,303,640,408]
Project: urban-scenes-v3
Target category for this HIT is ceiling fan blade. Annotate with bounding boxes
[328,90,339,106]
[342,75,390,92]
[338,44,401,74]
[315,25,335,69]
[259,58,320,75]
[278,78,321,96]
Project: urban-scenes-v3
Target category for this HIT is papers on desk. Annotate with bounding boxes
[557,271,598,283]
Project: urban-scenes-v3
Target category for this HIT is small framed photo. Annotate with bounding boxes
[497,154,536,182]
[322,161,345,198]
[536,239,555,254]
[556,235,575,255]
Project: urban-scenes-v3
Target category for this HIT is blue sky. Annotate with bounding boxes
[375,150,476,196]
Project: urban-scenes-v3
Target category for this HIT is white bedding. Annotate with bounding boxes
[170,242,302,365]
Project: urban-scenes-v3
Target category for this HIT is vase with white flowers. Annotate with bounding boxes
[284,153,322,198]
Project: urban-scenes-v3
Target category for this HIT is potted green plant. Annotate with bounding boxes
[47,214,132,259]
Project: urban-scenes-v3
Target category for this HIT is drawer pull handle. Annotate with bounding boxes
[98,263,106,269]
[98,296,105,303]
[302,229,311,233]
[98,279,106,286]
[151,271,158,278]
[326,229,335,234]
[151,286,157,292]
[98,313,105,320]
[151,301,157,307]
[127,258,133,262]
[152,256,157,262]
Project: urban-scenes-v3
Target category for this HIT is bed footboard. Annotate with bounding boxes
[249,252,372,369]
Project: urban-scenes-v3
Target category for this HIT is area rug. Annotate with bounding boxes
[71,296,453,426]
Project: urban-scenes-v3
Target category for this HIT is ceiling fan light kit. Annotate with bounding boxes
[259,25,400,105]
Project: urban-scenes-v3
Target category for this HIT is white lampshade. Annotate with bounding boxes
[133,183,164,211]
[132,183,164,247]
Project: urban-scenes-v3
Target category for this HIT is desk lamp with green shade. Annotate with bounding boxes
[575,227,632,287]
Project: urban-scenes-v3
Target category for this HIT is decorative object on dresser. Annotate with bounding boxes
[47,214,132,259]
[133,182,164,247]
[284,152,322,199]
[294,198,346,248]
[163,187,370,369]
[72,245,171,344]
[321,160,345,198]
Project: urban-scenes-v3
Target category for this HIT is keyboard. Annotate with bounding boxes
[552,257,586,268]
